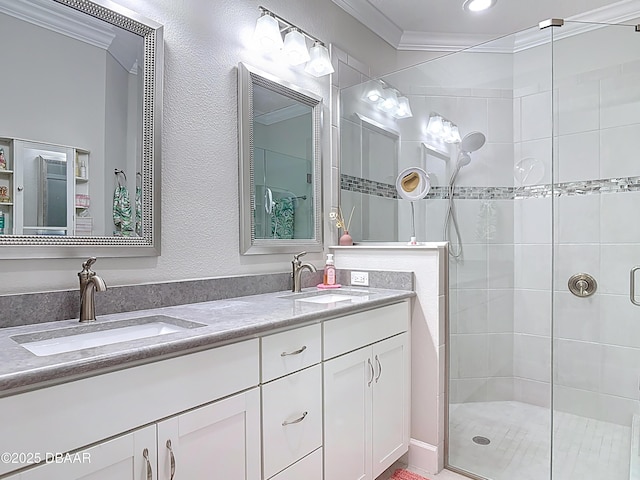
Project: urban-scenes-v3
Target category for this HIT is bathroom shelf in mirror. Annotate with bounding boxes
[75,149,89,182]
[0,137,14,234]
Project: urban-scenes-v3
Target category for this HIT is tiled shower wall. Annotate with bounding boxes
[341,23,640,427]
[543,25,640,426]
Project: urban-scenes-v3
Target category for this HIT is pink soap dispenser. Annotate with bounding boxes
[323,253,336,286]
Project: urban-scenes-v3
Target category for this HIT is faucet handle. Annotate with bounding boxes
[293,251,307,262]
[81,257,97,274]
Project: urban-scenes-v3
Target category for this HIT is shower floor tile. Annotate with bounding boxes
[449,401,631,480]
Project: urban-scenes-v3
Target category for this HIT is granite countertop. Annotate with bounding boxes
[0,286,414,397]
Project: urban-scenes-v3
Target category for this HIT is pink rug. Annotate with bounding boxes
[390,468,431,480]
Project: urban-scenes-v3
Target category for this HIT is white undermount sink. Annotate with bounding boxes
[279,289,370,305]
[13,316,204,357]
[295,293,358,304]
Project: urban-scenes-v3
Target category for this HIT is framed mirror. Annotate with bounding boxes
[238,63,323,255]
[0,0,163,258]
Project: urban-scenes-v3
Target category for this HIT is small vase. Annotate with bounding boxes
[339,230,353,246]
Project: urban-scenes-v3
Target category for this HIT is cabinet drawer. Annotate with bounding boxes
[262,364,322,479]
[323,301,409,360]
[261,323,321,382]
[269,448,323,480]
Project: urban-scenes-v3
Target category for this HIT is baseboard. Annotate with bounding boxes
[407,438,440,475]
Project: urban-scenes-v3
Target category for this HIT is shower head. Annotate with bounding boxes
[457,152,472,167]
[460,131,486,153]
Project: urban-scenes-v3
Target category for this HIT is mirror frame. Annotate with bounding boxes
[238,62,323,255]
[0,0,163,259]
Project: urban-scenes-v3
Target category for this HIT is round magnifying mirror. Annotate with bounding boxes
[396,167,431,201]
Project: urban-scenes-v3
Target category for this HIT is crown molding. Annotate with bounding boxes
[0,0,115,50]
[514,0,640,52]
[331,0,403,48]
[334,0,640,52]
[398,31,509,52]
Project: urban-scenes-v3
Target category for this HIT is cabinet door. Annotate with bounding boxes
[12,425,155,480]
[157,387,261,480]
[324,346,372,480]
[371,333,410,478]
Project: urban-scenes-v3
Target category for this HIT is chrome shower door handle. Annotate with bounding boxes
[630,266,640,306]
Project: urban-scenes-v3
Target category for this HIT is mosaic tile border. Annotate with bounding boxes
[341,174,640,200]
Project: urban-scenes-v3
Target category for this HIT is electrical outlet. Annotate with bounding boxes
[351,271,369,286]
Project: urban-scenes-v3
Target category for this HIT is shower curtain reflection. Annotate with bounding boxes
[253,148,312,240]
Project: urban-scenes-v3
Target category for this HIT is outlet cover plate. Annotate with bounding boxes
[351,271,369,286]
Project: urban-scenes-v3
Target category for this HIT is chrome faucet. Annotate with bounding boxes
[291,251,317,293]
[78,257,107,322]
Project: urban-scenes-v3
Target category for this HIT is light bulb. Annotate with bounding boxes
[394,96,413,119]
[304,42,335,77]
[462,0,497,12]
[253,13,283,52]
[427,115,444,135]
[362,81,384,104]
[378,88,398,113]
[450,126,461,143]
[283,28,310,66]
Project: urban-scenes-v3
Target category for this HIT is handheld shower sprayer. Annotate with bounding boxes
[445,131,486,258]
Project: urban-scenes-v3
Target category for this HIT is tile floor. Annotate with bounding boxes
[448,401,631,480]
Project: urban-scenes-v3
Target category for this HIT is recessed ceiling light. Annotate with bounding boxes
[462,0,497,13]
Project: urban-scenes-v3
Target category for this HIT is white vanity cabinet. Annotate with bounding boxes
[0,339,261,479]
[2,297,411,480]
[323,302,410,480]
[260,323,323,480]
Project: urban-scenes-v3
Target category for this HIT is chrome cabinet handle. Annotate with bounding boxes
[367,358,374,387]
[631,267,640,306]
[375,355,382,383]
[281,345,307,356]
[166,439,176,480]
[143,448,152,480]
[282,411,308,426]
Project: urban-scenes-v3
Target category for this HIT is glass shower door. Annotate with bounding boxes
[551,20,640,480]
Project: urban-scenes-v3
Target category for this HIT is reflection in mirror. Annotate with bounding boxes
[238,63,323,255]
[340,114,400,242]
[0,0,163,258]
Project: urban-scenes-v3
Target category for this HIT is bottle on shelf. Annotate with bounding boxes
[79,159,87,179]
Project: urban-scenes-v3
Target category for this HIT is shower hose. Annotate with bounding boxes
[444,164,463,259]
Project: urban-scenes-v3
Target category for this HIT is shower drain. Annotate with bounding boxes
[472,436,491,445]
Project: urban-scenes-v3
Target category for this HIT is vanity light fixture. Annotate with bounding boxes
[462,0,497,12]
[253,7,334,77]
[427,113,461,143]
[361,80,413,119]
